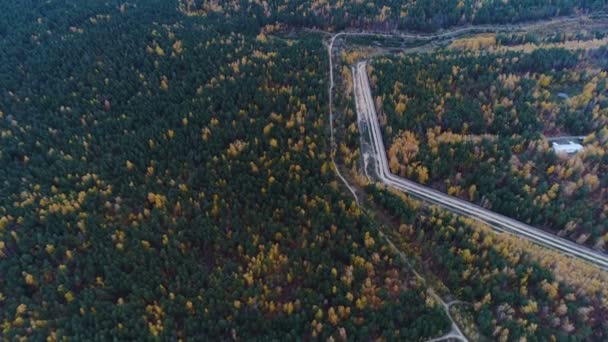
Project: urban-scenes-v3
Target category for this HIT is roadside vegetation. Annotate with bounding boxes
[367,184,608,340]
[369,31,608,249]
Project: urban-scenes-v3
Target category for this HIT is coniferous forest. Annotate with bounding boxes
[1,0,608,341]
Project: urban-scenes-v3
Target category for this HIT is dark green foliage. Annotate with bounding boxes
[368,185,608,340]
[181,0,607,32]
[0,1,451,340]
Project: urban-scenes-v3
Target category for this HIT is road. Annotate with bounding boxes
[352,61,608,270]
[326,14,598,208]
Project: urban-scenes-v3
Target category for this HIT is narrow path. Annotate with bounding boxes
[327,35,359,205]
[378,229,468,342]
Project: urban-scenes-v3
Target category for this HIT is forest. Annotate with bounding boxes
[370,32,608,250]
[180,0,608,32]
[1,0,608,340]
[367,185,608,340]
[0,0,451,340]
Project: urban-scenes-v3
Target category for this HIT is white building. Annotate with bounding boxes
[552,141,583,154]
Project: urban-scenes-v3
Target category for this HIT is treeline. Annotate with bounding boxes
[181,0,607,32]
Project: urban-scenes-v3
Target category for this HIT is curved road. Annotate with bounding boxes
[326,14,598,210]
[352,61,608,270]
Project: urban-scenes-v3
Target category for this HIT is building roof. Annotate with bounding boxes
[552,141,583,154]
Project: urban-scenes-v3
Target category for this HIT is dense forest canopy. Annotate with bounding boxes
[181,0,608,32]
[0,1,449,340]
[1,0,607,340]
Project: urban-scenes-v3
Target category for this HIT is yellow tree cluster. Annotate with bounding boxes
[388,130,419,176]
[449,34,497,50]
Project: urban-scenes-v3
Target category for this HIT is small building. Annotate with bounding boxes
[552,141,583,154]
